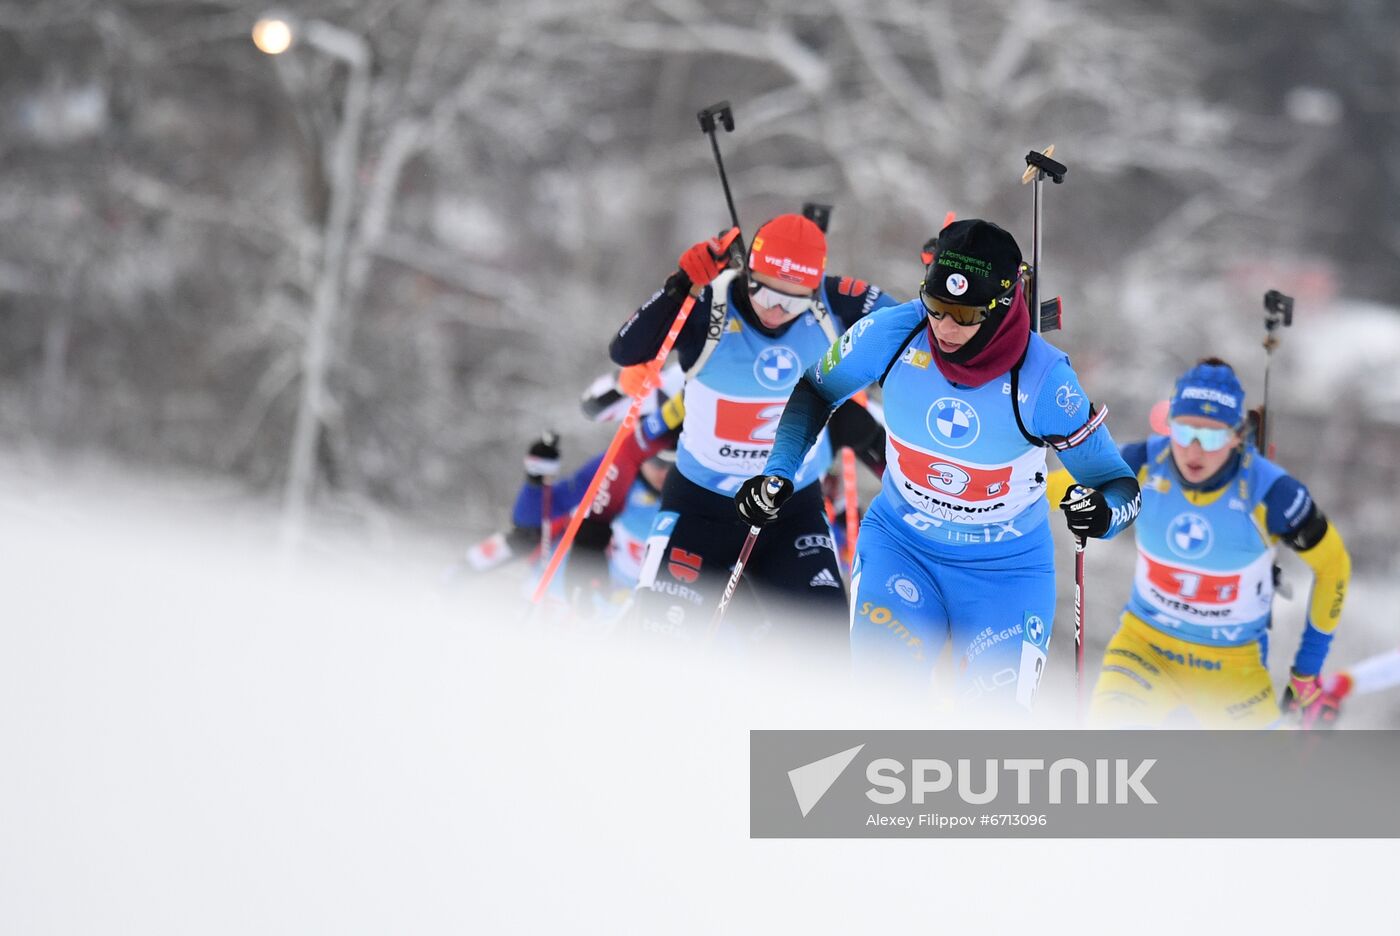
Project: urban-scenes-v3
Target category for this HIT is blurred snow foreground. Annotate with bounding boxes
[1,464,1399,931]
[0,462,1062,932]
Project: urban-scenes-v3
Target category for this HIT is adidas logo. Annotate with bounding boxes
[809,568,841,588]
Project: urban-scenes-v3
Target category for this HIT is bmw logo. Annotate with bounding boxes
[1166,513,1214,560]
[753,346,800,390]
[1025,614,1046,646]
[925,398,980,449]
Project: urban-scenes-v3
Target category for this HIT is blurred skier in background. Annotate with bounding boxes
[457,367,684,614]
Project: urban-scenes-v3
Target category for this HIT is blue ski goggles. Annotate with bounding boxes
[1169,420,1236,452]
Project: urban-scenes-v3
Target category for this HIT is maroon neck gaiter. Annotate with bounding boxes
[930,287,1031,388]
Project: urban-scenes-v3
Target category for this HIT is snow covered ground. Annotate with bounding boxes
[2,462,1399,932]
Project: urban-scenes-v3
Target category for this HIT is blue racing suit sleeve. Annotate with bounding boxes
[608,272,709,371]
[763,377,835,482]
[823,274,901,330]
[1119,440,1149,476]
[1032,358,1140,541]
[1261,473,1350,676]
[764,300,925,481]
[510,454,602,526]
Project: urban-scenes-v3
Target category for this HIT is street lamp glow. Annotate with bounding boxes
[252,18,294,55]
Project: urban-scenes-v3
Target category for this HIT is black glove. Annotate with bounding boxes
[1060,484,1112,539]
[735,475,794,527]
[524,431,561,485]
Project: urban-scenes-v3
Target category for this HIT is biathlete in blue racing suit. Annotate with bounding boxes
[611,214,896,646]
[736,219,1142,712]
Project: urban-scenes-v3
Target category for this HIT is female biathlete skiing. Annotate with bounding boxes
[737,219,1142,713]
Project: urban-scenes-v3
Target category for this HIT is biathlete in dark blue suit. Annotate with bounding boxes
[736,219,1142,711]
[610,214,894,642]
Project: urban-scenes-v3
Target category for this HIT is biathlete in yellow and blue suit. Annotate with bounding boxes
[1050,359,1352,728]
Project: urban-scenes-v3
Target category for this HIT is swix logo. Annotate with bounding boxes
[890,437,1012,502]
[667,548,703,584]
[715,399,786,443]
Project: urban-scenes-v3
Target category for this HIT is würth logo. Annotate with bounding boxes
[666,548,703,583]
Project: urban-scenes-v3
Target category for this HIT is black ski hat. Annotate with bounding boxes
[922,219,1023,309]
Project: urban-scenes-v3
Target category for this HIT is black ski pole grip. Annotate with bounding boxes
[1024,149,1068,184]
[801,202,833,233]
[1263,289,1294,329]
[697,101,735,134]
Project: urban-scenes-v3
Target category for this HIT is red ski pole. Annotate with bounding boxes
[709,478,783,636]
[1074,535,1086,721]
[709,524,761,638]
[840,390,871,569]
[530,295,698,604]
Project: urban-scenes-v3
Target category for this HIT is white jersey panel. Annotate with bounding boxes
[675,282,835,495]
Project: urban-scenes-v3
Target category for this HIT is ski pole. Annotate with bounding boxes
[840,448,859,570]
[1258,289,1294,458]
[1021,145,1066,333]
[840,390,870,570]
[534,106,744,604]
[698,101,746,262]
[802,201,833,233]
[1074,535,1086,717]
[539,477,552,559]
[530,297,697,603]
[1023,146,1084,714]
[709,478,783,636]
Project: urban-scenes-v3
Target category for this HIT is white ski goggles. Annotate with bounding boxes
[1169,420,1236,452]
[748,280,814,316]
